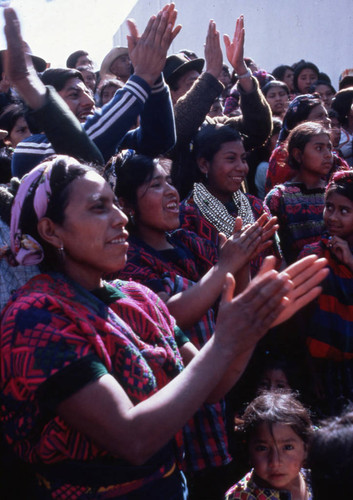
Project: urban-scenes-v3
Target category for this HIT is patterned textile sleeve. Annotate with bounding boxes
[264,145,292,195]
[263,185,284,222]
[298,240,324,259]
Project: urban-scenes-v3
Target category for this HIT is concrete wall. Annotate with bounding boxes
[113,0,353,89]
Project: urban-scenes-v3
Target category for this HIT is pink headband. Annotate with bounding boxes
[10,163,53,265]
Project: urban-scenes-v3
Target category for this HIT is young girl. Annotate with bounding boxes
[299,170,353,416]
[264,121,333,264]
[225,392,312,500]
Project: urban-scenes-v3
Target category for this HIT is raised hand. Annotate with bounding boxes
[223,15,253,92]
[269,254,329,326]
[328,235,353,270]
[3,7,46,108]
[218,216,263,274]
[250,212,279,258]
[3,8,32,84]
[214,264,291,353]
[128,3,182,86]
[204,20,223,79]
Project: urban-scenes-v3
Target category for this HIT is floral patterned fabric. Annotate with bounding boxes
[225,469,312,500]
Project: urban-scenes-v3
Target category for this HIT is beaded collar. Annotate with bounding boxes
[192,182,255,238]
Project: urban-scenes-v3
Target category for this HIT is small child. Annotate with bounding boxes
[300,170,353,416]
[265,121,335,264]
[225,391,312,500]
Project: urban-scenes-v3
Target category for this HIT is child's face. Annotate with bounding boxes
[258,368,290,392]
[249,422,306,492]
[299,133,333,176]
[324,191,353,244]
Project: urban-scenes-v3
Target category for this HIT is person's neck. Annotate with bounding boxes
[292,170,325,190]
[203,182,233,205]
[135,227,174,251]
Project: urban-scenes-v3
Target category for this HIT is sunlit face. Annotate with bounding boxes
[315,84,335,110]
[110,54,131,80]
[135,163,180,236]
[258,369,291,392]
[324,191,353,246]
[297,68,318,93]
[265,86,289,116]
[53,171,129,289]
[171,70,200,104]
[58,77,95,122]
[201,140,248,203]
[298,133,333,176]
[249,422,307,492]
[283,69,294,92]
[80,69,97,92]
[307,104,331,128]
[8,116,31,147]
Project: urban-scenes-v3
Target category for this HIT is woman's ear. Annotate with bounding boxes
[37,217,63,249]
[291,147,302,166]
[197,157,210,176]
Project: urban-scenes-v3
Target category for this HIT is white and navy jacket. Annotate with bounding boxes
[12,74,176,178]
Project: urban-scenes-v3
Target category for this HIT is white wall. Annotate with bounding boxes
[113,0,353,89]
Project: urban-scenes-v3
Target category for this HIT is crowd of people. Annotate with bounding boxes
[0,3,353,499]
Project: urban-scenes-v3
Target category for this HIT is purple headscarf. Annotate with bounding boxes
[10,162,54,265]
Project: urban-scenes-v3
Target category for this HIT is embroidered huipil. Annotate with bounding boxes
[115,229,232,474]
[0,274,184,499]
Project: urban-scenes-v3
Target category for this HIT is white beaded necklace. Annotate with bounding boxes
[193,182,255,238]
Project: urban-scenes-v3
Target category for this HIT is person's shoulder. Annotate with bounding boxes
[299,240,325,259]
[225,470,257,499]
[15,134,50,149]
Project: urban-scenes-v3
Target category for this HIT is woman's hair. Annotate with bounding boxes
[308,408,353,499]
[98,78,123,106]
[309,80,336,96]
[326,170,353,202]
[187,124,243,183]
[278,94,323,143]
[66,50,89,69]
[18,156,91,269]
[287,121,330,170]
[242,391,312,445]
[331,88,353,126]
[262,80,290,97]
[193,124,242,161]
[271,64,293,82]
[0,104,27,136]
[114,153,158,210]
[293,61,319,93]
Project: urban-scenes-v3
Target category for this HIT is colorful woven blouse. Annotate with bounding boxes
[300,237,353,414]
[265,146,349,195]
[115,229,232,474]
[264,182,325,264]
[0,273,184,499]
[179,192,275,275]
[225,469,312,500]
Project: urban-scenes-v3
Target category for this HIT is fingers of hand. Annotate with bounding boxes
[256,255,277,276]
[220,273,236,304]
[285,266,328,303]
[127,19,139,40]
[284,256,327,286]
[236,272,291,331]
